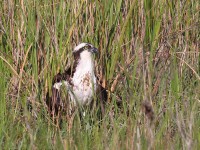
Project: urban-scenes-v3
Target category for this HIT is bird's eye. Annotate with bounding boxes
[84,45,90,50]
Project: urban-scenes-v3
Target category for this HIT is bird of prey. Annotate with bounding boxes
[46,43,107,117]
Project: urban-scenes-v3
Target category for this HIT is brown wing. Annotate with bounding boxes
[96,83,108,116]
[46,67,73,116]
[46,87,61,116]
[96,82,123,116]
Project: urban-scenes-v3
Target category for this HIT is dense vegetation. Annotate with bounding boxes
[0,0,199,149]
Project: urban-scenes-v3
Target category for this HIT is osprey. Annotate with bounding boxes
[46,43,107,116]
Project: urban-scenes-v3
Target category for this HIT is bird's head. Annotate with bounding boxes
[72,43,98,70]
[73,43,98,56]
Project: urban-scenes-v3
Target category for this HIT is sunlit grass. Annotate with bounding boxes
[0,0,199,149]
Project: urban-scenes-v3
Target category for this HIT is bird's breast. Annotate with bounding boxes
[70,71,97,106]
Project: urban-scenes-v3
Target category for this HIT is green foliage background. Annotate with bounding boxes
[0,0,199,149]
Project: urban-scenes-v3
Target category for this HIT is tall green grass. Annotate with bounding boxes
[0,0,199,149]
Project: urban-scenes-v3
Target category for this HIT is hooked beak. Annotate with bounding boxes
[91,47,98,54]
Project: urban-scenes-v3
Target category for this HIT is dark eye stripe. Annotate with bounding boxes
[84,45,91,49]
[74,44,93,54]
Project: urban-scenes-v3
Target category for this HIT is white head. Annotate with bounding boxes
[72,43,98,73]
[73,43,98,54]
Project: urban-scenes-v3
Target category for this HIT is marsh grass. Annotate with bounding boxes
[0,0,200,149]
